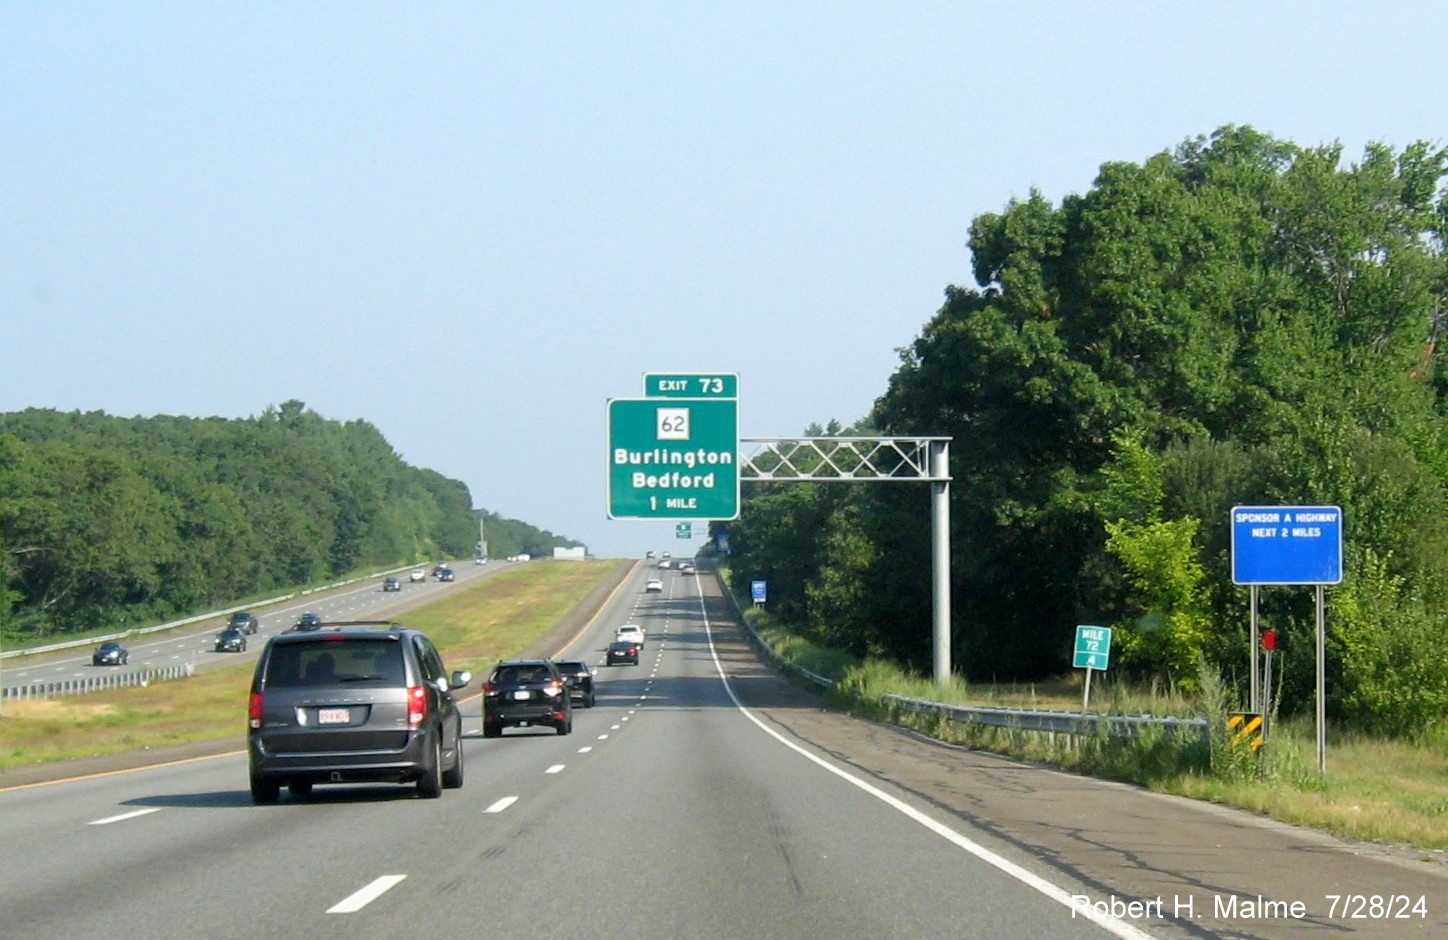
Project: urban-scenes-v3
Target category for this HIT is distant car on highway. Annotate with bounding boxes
[482,659,573,737]
[294,612,323,631]
[228,611,260,635]
[437,567,455,582]
[615,623,645,647]
[677,560,696,575]
[606,640,639,666]
[645,577,663,593]
[92,641,129,666]
[409,569,426,583]
[382,576,401,592]
[215,627,248,653]
[553,659,596,708]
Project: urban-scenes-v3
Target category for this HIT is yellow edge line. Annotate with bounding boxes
[551,560,641,658]
[0,749,245,793]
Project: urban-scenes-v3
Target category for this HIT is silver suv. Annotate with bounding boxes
[247,622,470,803]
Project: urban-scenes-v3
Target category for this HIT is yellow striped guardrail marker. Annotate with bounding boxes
[1227,711,1265,749]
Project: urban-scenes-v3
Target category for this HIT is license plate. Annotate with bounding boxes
[511,690,532,700]
[318,708,350,724]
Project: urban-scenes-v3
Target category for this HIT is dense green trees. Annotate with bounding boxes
[0,402,572,640]
[725,127,1448,735]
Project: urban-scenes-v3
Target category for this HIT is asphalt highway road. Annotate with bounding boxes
[2,560,1444,939]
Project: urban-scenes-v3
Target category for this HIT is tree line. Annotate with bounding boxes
[720,126,1448,737]
[0,400,578,641]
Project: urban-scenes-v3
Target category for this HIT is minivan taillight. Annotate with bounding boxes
[408,686,427,726]
[249,692,263,729]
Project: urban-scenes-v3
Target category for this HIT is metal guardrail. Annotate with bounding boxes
[1,662,195,702]
[715,569,1207,742]
[882,694,1208,741]
[0,563,424,662]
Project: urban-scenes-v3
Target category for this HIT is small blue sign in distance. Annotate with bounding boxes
[750,580,767,602]
[1230,505,1343,585]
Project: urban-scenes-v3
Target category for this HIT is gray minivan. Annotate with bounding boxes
[246,622,470,803]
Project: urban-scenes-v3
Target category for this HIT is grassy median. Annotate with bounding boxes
[0,560,622,770]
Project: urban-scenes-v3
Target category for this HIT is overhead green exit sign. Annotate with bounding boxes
[606,397,739,520]
[644,372,738,398]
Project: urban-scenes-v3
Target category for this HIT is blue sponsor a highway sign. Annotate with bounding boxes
[750,580,767,603]
[1231,505,1343,585]
[1074,625,1112,670]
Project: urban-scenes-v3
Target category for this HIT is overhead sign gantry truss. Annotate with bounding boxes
[737,436,953,683]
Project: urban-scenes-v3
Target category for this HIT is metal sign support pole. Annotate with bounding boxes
[1249,585,1259,713]
[931,440,951,685]
[1262,647,1273,742]
[1316,584,1327,773]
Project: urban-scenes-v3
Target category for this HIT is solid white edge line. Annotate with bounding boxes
[484,796,518,813]
[698,587,1160,940]
[88,807,162,826]
[327,874,406,914]
[545,764,565,774]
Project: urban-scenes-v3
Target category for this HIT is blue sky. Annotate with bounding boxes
[4,2,1444,557]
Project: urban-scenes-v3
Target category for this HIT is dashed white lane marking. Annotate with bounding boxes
[577,746,593,753]
[545,764,565,774]
[327,874,406,913]
[484,796,518,813]
[610,724,621,730]
[89,808,161,826]
[597,734,609,740]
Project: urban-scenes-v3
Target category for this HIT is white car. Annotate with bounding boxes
[616,624,646,647]
[409,568,426,582]
[677,560,696,575]
[645,578,663,593]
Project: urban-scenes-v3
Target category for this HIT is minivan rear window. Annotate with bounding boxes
[264,639,406,688]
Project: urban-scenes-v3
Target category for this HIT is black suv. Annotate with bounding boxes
[228,611,260,635]
[294,612,323,631]
[247,621,470,803]
[553,659,596,708]
[215,627,248,653]
[482,659,573,736]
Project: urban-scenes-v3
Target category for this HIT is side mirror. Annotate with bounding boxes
[450,670,472,689]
